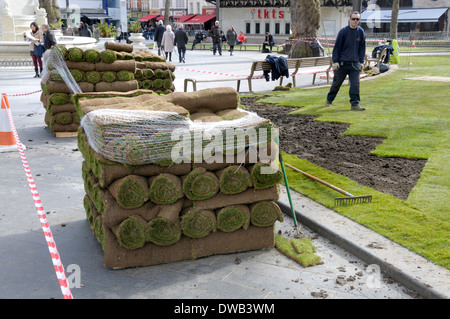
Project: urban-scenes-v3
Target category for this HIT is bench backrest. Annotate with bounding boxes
[249,59,300,77]
[298,56,332,68]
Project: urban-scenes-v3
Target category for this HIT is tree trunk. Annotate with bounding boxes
[290,0,321,58]
[390,0,400,40]
[39,0,61,26]
[164,0,170,26]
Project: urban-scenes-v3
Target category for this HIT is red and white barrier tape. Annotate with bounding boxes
[2,94,73,299]
[177,66,330,80]
[6,90,42,97]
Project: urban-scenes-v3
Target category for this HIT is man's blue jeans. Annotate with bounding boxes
[327,62,361,106]
[213,41,222,55]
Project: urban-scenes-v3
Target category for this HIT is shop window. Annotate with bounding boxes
[265,23,270,33]
[246,23,251,34]
[275,23,280,35]
[255,23,260,34]
[285,23,291,35]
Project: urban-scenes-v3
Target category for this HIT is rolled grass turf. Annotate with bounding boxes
[148,173,183,205]
[101,50,117,64]
[250,162,283,189]
[183,167,219,200]
[145,217,182,246]
[250,201,284,227]
[216,205,250,232]
[67,47,85,62]
[216,165,253,195]
[84,49,101,63]
[145,199,183,246]
[105,42,133,53]
[180,208,217,239]
[108,175,149,209]
[86,71,102,84]
[112,215,147,250]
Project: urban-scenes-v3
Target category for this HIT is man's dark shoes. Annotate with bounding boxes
[351,105,365,111]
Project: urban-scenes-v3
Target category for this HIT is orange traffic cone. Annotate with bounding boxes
[0,93,18,152]
[411,37,416,48]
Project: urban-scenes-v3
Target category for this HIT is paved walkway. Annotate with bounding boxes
[0,48,448,299]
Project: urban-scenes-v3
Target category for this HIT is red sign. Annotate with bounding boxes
[252,9,285,19]
[203,8,216,15]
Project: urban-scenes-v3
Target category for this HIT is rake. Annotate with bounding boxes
[284,163,372,206]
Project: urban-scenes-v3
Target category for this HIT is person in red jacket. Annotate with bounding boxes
[236,31,246,45]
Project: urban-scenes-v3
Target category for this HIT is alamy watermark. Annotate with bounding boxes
[170,126,280,174]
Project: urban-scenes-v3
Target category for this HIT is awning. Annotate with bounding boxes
[361,7,448,24]
[156,16,172,21]
[138,14,160,22]
[181,14,215,24]
[82,13,112,20]
[175,14,197,23]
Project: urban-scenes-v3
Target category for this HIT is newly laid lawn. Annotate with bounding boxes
[254,56,450,269]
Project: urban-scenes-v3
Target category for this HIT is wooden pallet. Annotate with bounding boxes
[55,132,78,138]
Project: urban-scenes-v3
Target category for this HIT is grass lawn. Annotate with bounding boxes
[251,55,450,269]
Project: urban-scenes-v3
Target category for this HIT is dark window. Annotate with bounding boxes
[255,23,260,34]
[275,23,280,34]
[285,23,290,35]
[265,23,270,33]
[246,22,251,34]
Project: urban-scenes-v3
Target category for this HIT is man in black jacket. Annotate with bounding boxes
[41,24,57,51]
[191,30,205,50]
[174,25,188,63]
[154,20,166,56]
[263,32,275,52]
[210,21,223,56]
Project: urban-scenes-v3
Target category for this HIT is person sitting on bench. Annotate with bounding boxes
[191,30,205,50]
[263,32,275,52]
[236,31,246,45]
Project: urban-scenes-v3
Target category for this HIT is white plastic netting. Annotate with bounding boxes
[42,47,82,94]
[81,108,276,165]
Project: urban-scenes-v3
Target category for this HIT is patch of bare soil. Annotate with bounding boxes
[241,97,427,200]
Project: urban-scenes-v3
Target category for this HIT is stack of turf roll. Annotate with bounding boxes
[78,87,284,269]
[41,42,177,135]
[134,61,176,94]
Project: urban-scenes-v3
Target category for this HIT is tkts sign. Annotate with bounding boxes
[251,8,285,19]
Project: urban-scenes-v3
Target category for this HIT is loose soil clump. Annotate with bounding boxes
[241,97,427,200]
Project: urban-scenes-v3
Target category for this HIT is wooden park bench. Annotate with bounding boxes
[280,56,332,86]
[184,58,300,93]
[183,56,332,92]
[365,48,388,68]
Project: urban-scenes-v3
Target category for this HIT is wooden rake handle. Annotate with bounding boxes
[284,163,353,197]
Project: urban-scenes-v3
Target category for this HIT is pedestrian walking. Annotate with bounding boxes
[154,20,166,56]
[161,25,175,62]
[210,21,223,56]
[64,25,74,36]
[79,23,92,37]
[226,25,237,56]
[325,11,366,111]
[174,24,188,63]
[24,22,44,78]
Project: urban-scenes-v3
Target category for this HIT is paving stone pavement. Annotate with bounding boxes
[0,49,442,299]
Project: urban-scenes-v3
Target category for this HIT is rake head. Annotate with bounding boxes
[334,195,372,206]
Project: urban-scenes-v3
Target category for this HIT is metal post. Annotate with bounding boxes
[353,0,362,13]
[216,0,220,23]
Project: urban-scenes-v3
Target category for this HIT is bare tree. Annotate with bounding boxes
[390,0,399,39]
[39,0,61,26]
[290,0,321,58]
[164,0,170,26]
